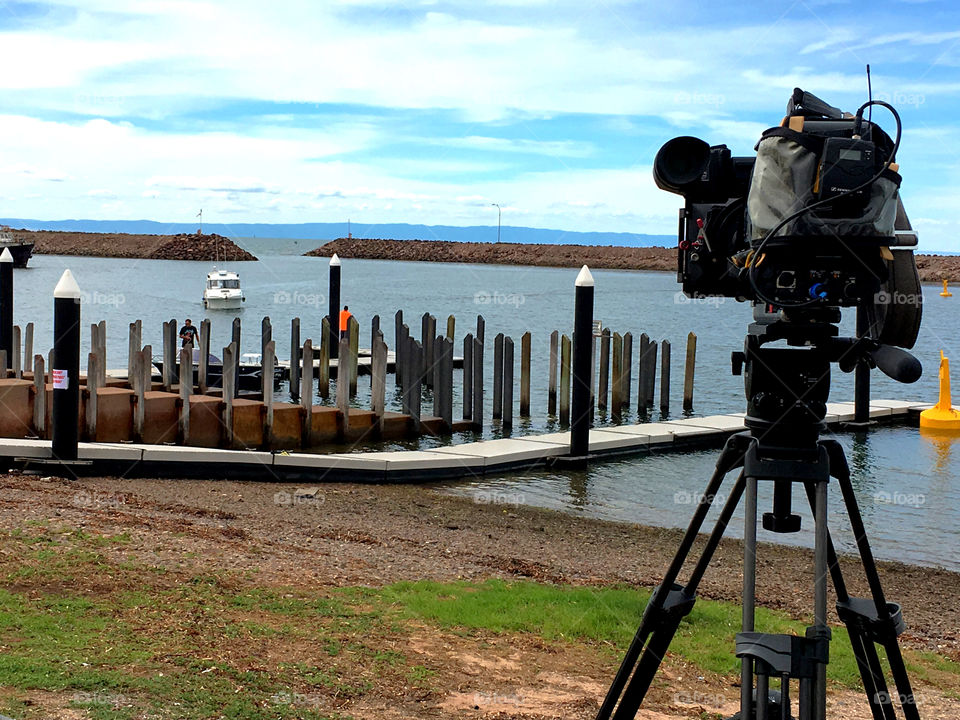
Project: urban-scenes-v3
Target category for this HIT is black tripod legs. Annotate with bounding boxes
[596,433,752,720]
[816,440,920,720]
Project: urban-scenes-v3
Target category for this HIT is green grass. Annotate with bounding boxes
[0,529,956,719]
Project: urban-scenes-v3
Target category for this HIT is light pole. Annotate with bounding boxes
[491,203,501,243]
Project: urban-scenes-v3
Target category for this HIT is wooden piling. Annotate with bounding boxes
[198,318,210,394]
[33,355,45,437]
[622,332,633,410]
[23,322,33,376]
[394,310,403,381]
[222,343,236,446]
[261,316,272,363]
[179,347,191,444]
[660,339,671,417]
[231,318,241,398]
[683,332,697,413]
[503,336,514,428]
[319,317,330,399]
[548,330,558,415]
[128,321,138,387]
[492,333,504,420]
[421,312,432,389]
[397,323,410,391]
[520,331,531,417]
[462,333,473,420]
[301,339,313,447]
[611,332,623,422]
[289,317,301,401]
[337,336,351,432]
[163,320,175,391]
[409,338,422,433]
[476,314,485,344]
[371,314,380,383]
[446,315,455,343]
[597,327,610,411]
[645,341,658,411]
[371,332,387,432]
[471,335,483,431]
[263,340,275,445]
[432,333,443,406]
[348,315,359,397]
[97,320,107,386]
[135,346,149,441]
[12,325,20,378]
[559,334,571,425]
[439,337,453,429]
[86,352,99,439]
[638,333,650,413]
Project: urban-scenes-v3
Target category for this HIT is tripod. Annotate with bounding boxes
[597,328,922,720]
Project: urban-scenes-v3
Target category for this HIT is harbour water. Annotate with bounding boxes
[11,241,960,568]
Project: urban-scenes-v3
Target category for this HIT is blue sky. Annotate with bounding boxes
[0,0,958,247]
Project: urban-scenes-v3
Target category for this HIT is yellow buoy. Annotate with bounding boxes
[920,351,960,430]
[940,279,952,297]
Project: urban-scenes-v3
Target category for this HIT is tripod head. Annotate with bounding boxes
[731,304,921,532]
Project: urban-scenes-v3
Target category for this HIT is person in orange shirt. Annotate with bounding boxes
[339,305,353,340]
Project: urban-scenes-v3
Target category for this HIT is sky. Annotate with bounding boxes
[0,0,958,247]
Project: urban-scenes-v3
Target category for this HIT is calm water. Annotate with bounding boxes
[12,241,960,567]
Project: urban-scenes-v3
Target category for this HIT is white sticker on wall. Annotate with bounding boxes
[52,369,68,389]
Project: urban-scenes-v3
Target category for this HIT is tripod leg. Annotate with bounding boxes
[802,483,890,720]
[597,434,751,720]
[741,473,759,720]
[604,472,748,720]
[824,440,921,720]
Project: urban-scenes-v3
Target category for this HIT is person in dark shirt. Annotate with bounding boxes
[179,318,199,347]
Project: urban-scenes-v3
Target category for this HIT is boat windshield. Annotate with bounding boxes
[207,279,240,289]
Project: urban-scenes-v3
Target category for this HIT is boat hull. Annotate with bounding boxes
[203,295,244,310]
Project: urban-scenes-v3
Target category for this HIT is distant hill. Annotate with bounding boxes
[0,218,674,247]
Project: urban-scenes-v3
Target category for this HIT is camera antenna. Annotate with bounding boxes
[867,64,873,125]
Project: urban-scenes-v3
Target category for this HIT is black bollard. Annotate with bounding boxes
[570,266,594,462]
[0,248,12,372]
[52,269,81,461]
[328,254,341,360]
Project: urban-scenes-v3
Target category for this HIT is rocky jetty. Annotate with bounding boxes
[17,229,257,261]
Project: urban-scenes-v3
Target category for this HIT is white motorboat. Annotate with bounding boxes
[203,269,245,310]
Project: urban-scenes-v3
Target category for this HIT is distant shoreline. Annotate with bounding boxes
[307,237,960,283]
[13,229,960,283]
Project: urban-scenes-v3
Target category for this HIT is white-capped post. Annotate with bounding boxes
[0,248,12,372]
[328,253,341,360]
[52,269,81,460]
[570,265,595,463]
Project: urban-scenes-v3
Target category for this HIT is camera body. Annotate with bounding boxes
[654,89,922,349]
